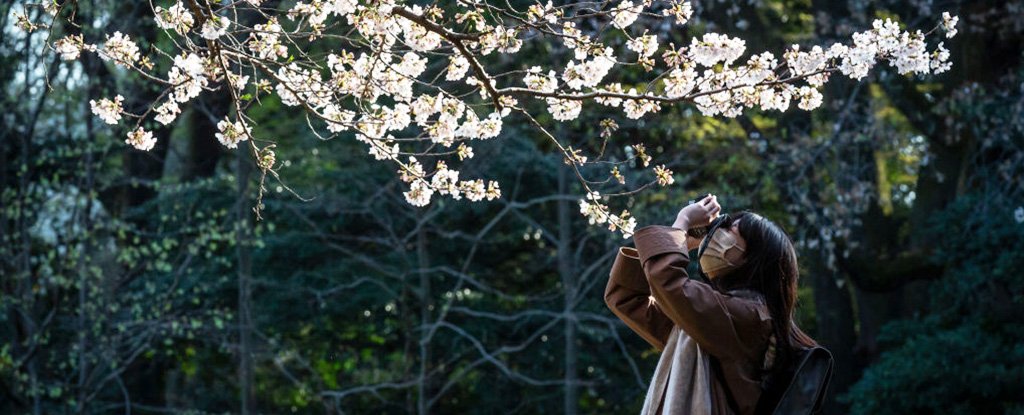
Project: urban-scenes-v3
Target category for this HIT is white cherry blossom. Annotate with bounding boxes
[53,35,84,60]
[664,65,697,98]
[404,178,434,206]
[126,127,156,151]
[154,101,181,125]
[611,1,643,30]
[89,95,124,125]
[627,33,659,59]
[662,2,693,25]
[101,32,139,67]
[796,86,823,110]
[155,2,194,35]
[216,118,250,149]
[689,33,746,67]
[43,0,959,237]
[942,12,958,38]
[200,16,231,40]
[446,55,470,81]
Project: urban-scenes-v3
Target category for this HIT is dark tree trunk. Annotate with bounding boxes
[181,94,228,181]
[558,165,578,415]
[236,148,256,414]
[417,222,433,415]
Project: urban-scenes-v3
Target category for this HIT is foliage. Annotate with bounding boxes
[842,193,1024,414]
[0,137,238,411]
[21,0,957,236]
[2,0,1022,414]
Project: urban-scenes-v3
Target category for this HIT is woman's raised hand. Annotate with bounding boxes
[672,194,722,230]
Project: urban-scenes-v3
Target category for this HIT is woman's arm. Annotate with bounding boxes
[604,247,674,351]
[632,225,770,360]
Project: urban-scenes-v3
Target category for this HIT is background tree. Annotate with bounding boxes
[2,0,1022,414]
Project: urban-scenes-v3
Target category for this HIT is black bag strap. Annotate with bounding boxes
[763,346,834,415]
[809,347,834,414]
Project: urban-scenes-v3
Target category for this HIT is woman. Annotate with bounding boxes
[605,194,816,415]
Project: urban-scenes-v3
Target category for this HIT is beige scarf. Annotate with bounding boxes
[641,325,714,415]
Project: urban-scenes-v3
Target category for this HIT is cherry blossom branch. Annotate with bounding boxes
[390,6,502,109]
[36,0,960,237]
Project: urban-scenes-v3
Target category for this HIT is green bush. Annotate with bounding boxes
[842,194,1024,414]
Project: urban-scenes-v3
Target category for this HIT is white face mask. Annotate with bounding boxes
[699,228,747,279]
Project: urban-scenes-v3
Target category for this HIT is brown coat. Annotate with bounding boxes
[604,225,773,415]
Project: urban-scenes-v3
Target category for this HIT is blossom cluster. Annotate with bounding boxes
[89,95,124,125]
[39,0,957,236]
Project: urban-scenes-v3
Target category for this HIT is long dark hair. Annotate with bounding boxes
[709,211,816,370]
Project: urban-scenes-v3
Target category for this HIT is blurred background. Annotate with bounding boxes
[2,0,1023,413]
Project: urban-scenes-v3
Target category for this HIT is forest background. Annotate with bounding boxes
[2,0,1023,414]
